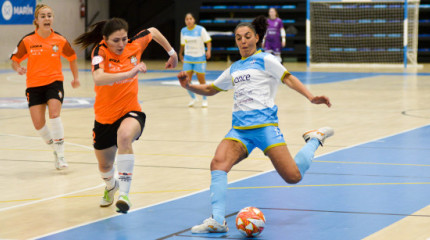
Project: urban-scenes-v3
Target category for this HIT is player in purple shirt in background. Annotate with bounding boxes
[263,8,286,63]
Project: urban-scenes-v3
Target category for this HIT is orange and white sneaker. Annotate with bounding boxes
[303,127,334,146]
[191,217,228,233]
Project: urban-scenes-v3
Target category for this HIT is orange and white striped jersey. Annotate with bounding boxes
[91,29,152,124]
[10,29,77,88]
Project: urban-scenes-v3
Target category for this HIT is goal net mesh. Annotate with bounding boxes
[309,0,420,66]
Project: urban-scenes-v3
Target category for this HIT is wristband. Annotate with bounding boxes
[167,48,176,56]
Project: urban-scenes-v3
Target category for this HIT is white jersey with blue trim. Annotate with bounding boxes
[180,25,211,63]
[212,50,289,129]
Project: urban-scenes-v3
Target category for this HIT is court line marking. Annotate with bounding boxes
[0,184,104,213]
[3,182,430,204]
[0,133,103,213]
[21,123,430,239]
[3,125,430,206]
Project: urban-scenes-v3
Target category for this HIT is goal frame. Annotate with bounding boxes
[306,0,420,69]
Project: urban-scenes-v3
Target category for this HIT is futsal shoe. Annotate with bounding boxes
[188,98,198,107]
[302,127,334,146]
[202,100,208,108]
[54,151,68,170]
[191,217,229,233]
[100,180,119,207]
[116,195,131,213]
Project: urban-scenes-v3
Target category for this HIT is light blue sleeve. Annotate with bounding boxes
[212,67,233,91]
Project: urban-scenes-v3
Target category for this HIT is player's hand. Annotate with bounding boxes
[71,79,80,88]
[128,62,147,78]
[165,53,178,69]
[17,66,26,75]
[177,71,190,89]
[311,96,331,107]
[206,51,211,60]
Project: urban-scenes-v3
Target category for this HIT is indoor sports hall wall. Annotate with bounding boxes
[0,0,109,63]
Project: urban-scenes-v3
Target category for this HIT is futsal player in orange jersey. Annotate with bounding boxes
[74,18,178,213]
[10,4,80,170]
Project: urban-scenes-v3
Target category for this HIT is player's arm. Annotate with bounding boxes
[147,27,178,69]
[179,45,185,62]
[177,71,219,96]
[11,60,26,75]
[11,41,27,75]
[281,27,286,47]
[282,73,331,107]
[205,41,211,60]
[92,62,147,86]
[69,59,80,88]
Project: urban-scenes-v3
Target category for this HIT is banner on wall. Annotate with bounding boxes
[1,0,35,25]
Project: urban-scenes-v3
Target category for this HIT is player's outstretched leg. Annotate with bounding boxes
[303,127,334,146]
[191,170,229,233]
[294,127,334,177]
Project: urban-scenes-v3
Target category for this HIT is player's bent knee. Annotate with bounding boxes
[210,157,232,172]
[117,132,133,149]
[49,113,60,119]
[99,163,113,172]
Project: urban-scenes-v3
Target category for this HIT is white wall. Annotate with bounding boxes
[0,0,109,63]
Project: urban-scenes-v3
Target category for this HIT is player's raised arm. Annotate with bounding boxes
[147,27,178,69]
[282,73,331,107]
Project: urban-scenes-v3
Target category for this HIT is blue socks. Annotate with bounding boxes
[187,90,196,99]
[210,170,227,224]
[294,138,320,177]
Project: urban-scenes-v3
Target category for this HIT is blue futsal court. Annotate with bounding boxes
[37,124,430,240]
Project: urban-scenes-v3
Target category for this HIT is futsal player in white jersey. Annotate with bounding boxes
[179,13,212,107]
[177,15,334,233]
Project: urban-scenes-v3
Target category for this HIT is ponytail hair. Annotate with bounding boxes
[234,15,267,48]
[74,18,129,50]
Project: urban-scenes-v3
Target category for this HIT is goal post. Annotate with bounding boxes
[306,0,420,68]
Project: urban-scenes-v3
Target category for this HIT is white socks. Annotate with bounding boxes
[37,125,54,150]
[100,167,116,189]
[117,154,135,196]
[49,117,65,158]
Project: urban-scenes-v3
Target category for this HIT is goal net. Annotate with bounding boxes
[307,0,420,68]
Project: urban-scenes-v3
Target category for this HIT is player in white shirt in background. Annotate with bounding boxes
[179,13,212,107]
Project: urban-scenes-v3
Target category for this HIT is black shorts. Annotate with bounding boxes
[25,81,64,107]
[92,111,146,150]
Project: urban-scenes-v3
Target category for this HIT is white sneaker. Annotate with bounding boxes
[188,98,198,107]
[191,217,229,233]
[303,127,334,146]
[116,195,131,213]
[202,100,208,108]
[54,152,68,170]
[100,180,119,207]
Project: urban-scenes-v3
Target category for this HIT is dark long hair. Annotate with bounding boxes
[74,18,129,49]
[234,15,267,48]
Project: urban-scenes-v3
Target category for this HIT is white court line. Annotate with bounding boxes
[33,123,430,240]
[0,184,104,213]
[1,133,94,150]
[0,133,103,212]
